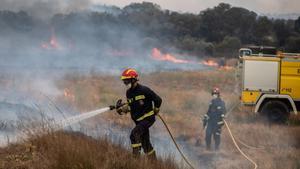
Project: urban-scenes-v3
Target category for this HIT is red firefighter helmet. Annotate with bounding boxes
[212,87,220,96]
[121,68,138,80]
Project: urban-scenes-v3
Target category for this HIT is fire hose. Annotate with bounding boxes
[198,103,259,169]
[224,119,258,169]
[223,102,258,169]
[158,111,260,169]
[157,114,196,169]
[52,102,258,169]
[234,137,264,150]
[109,104,196,169]
[53,104,196,169]
[111,102,259,169]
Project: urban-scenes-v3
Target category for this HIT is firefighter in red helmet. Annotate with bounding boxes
[115,68,162,159]
[203,87,226,151]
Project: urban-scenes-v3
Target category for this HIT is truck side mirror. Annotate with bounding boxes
[239,48,252,58]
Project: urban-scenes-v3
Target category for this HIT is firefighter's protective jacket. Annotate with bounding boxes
[203,97,226,127]
[126,84,162,122]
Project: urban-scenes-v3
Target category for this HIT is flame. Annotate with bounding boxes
[41,27,61,50]
[64,88,75,101]
[49,30,59,49]
[151,48,192,64]
[201,60,219,67]
[220,66,234,70]
[151,48,234,70]
[41,43,50,49]
[202,59,235,70]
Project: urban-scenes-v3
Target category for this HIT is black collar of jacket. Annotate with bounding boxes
[128,83,140,92]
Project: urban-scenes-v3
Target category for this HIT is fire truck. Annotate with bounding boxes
[239,46,300,123]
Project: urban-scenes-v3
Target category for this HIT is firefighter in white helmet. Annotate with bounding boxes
[203,87,226,151]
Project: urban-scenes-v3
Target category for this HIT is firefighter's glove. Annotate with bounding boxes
[154,107,160,115]
[115,99,129,115]
[116,108,123,115]
[116,99,124,115]
[116,99,123,109]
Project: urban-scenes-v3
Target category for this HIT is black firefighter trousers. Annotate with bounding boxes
[205,124,222,150]
[130,116,155,156]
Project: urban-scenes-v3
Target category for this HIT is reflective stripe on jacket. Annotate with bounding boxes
[205,97,226,126]
[126,84,162,122]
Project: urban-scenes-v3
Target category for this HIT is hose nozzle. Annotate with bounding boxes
[109,99,126,111]
[109,105,116,110]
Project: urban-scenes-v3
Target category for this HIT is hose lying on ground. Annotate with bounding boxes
[158,103,259,169]
[157,114,196,169]
[225,102,265,150]
[224,119,258,169]
[223,102,259,169]
[235,137,265,150]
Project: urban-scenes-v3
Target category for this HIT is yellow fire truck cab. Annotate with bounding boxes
[239,46,300,123]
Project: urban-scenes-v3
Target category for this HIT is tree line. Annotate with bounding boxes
[0,2,300,58]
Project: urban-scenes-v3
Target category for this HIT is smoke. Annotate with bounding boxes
[0,3,210,166]
[0,0,213,80]
[0,20,207,78]
[0,0,92,20]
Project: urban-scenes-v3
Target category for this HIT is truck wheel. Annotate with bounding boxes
[260,100,290,123]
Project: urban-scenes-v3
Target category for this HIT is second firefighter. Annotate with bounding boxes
[203,87,226,151]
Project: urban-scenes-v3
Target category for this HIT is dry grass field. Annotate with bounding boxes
[0,131,179,169]
[1,69,300,169]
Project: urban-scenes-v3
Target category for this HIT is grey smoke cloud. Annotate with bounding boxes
[0,0,207,102]
[0,0,299,16]
[0,0,92,19]
[92,0,300,14]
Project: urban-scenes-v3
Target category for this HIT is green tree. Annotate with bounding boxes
[223,7,257,43]
[295,16,300,33]
[198,3,231,42]
[175,36,214,56]
[285,36,300,52]
[215,36,241,57]
[273,19,290,46]
[253,16,273,45]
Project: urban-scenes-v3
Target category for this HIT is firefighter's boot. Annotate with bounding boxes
[147,149,157,160]
[206,145,211,151]
[132,146,142,157]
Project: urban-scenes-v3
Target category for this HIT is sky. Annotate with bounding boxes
[91,0,300,14]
